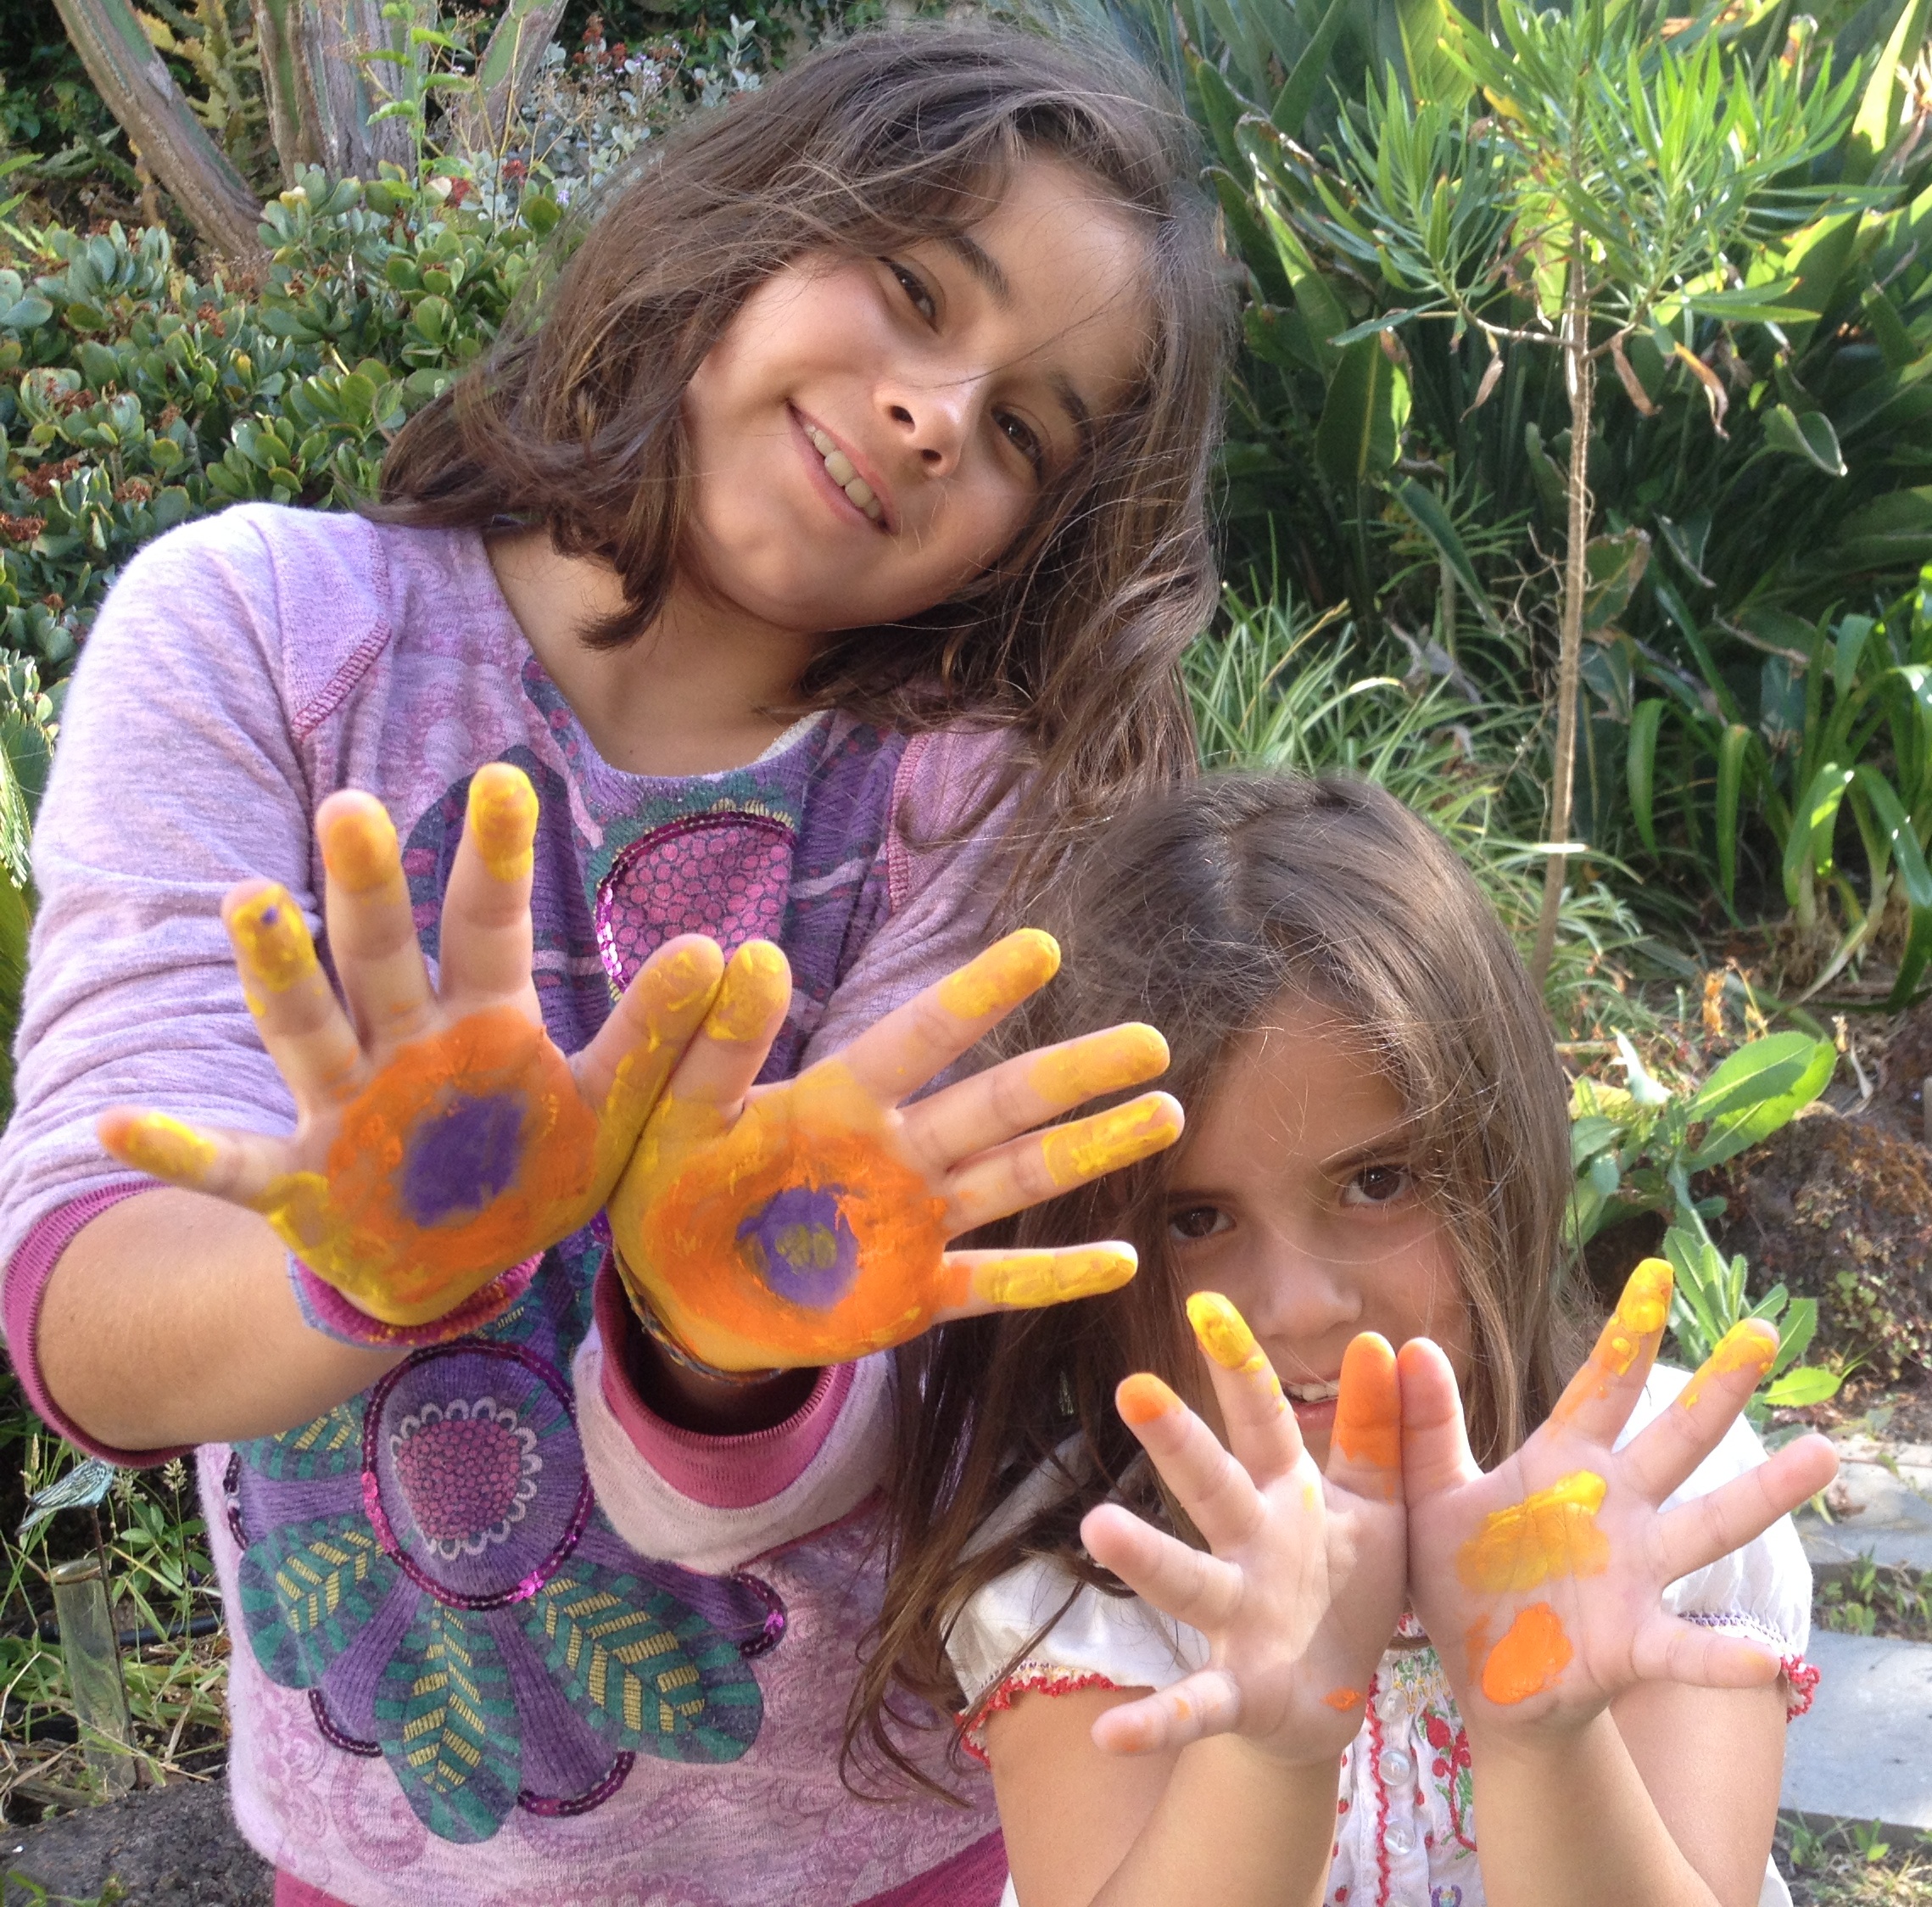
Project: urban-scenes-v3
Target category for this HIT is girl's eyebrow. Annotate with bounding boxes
[942,231,1011,303]
[1318,1123,1416,1176]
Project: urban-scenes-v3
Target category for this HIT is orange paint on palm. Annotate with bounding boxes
[254,1004,599,1326]
[1555,1255,1673,1420]
[1321,1688,1365,1712]
[613,1060,950,1372]
[228,886,319,1005]
[971,1246,1136,1308]
[935,929,1060,1021]
[466,763,539,883]
[1680,1318,1778,1410]
[1041,1095,1181,1187]
[1456,1470,1610,1593]
[1117,1372,1180,1427]
[1028,1024,1169,1105]
[1332,1332,1401,1479]
[319,798,400,896]
[1478,1602,1572,1705]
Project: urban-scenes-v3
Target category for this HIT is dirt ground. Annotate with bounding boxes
[3,1777,270,1904]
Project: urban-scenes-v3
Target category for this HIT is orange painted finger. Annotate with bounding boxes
[1395,1336,1482,1502]
[435,763,544,1006]
[1080,1497,1244,1635]
[941,1090,1184,1231]
[904,1022,1170,1169]
[1550,1256,1672,1442]
[98,1107,299,1209]
[1187,1292,1305,1487]
[1619,1319,1781,1506]
[1108,1367,1269,1556]
[1326,1333,1402,1504]
[316,791,435,1049]
[939,1243,1138,1319]
[836,929,1062,1104]
[1086,1668,1243,1758]
[221,881,365,1108]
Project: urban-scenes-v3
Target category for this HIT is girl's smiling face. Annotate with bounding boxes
[1166,997,1472,1468]
[678,155,1151,638]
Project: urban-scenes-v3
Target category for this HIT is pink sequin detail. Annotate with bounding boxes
[594,812,793,990]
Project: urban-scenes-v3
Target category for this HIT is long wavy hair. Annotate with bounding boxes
[375,25,1235,892]
[848,774,1583,1794]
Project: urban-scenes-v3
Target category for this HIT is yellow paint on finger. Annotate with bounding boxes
[1027,1024,1169,1105]
[106,1111,219,1186]
[229,886,319,1000]
[934,928,1060,1021]
[1478,1602,1573,1705]
[1555,1255,1674,1420]
[1117,1371,1181,1428]
[650,941,726,1016]
[319,798,400,895]
[1680,1318,1778,1411]
[466,763,539,883]
[1321,1687,1365,1712]
[1040,1096,1180,1187]
[1456,1470,1611,1593]
[1187,1290,1266,1374]
[708,942,790,1043]
[1333,1332,1401,1477]
[973,1245,1136,1308]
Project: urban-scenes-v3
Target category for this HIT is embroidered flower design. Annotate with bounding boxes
[228,1303,781,1844]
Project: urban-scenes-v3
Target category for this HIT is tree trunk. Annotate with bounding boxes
[1530,239,1595,991]
[51,0,265,262]
[250,0,421,185]
[449,0,569,158]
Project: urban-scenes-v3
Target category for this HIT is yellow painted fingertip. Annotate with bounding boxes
[1187,1290,1265,1373]
[1616,1257,1674,1339]
[1028,1023,1170,1104]
[318,796,399,895]
[227,885,318,997]
[1117,1371,1181,1428]
[1040,1095,1181,1187]
[709,941,789,1042]
[466,763,539,883]
[650,938,725,1017]
[1681,1317,1779,1410]
[103,1110,217,1185]
[935,927,1061,1021]
[974,1244,1136,1307]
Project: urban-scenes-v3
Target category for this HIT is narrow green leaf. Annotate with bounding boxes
[1762,1366,1842,1406]
[1272,0,1354,133]
[1390,478,1502,631]
[1628,699,1665,854]
[1853,766,1932,1003]
[1716,723,1753,909]
[1763,403,1847,476]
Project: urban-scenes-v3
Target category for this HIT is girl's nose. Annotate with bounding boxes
[1242,1241,1365,1361]
[879,373,976,477]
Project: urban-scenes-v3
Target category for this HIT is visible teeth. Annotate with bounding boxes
[823,449,857,485]
[806,425,835,456]
[1287,1380,1340,1403]
[803,423,884,522]
[845,477,874,509]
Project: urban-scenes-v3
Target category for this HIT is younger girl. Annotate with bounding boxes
[862,775,1837,1907]
[0,26,1227,1904]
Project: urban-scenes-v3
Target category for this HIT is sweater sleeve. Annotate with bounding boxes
[0,505,373,1457]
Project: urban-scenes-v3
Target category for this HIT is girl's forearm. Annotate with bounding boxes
[36,1188,402,1451]
[1093,1737,1340,1907]
[1466,1712,1723,1907]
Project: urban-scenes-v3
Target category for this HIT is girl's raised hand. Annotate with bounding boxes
[1077,1300,1407,1765]
[98,767,724,1328]
[1399,1258,1840,1736]
[606,929,1183,1372]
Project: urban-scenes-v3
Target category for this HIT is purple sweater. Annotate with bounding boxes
[0,505,1008,1904]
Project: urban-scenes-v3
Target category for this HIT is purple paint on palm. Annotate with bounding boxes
[735,1186,858,1309]
[401,1092,526,1226]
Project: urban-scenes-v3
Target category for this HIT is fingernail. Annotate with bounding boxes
[975,1246,1136,1307]
[230,886,317,998]
[113,1112,217,1183]
[710,942,788,1041]
[1681,1318,1778,1409]
[935,928,1060,1020]
[1040,1096,1179,1186]
[1117,1371,1180,1427]
[1187,1291,1264,1373]
[1028,1025,1168,1103]
[466,763,539,882]
[320,800,399,895]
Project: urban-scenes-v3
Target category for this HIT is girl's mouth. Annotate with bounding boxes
[797,414,887,527]
[1286,1379,1340,1405]
[1286,1378,1339,1432]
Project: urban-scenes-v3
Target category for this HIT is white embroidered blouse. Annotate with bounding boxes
[946,1367,1817,1907]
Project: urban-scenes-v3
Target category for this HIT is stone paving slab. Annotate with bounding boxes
[1782,1630,1932,1831]
[1795,1458,1932,1574]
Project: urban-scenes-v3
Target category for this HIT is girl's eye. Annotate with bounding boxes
[1343,1164,1414,1208]
[997,410,1046,475]
[887,260,936,322]
[1168,1205,1231,1243]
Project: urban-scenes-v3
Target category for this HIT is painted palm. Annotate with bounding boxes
[223,1276,773,1843]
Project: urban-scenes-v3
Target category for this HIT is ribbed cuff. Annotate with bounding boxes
[287,1250,543,1348]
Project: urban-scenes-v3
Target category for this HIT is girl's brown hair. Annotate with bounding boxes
[376,25,1234,887]
[849,773,1577,1792]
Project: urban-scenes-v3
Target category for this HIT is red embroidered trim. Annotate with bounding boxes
[1782,1653,1820,1720]
[1363,1672,1393,1907]
[957,1663,1123,1765]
